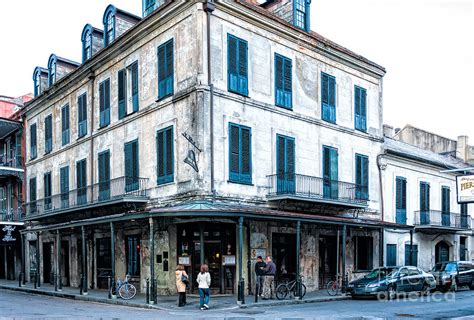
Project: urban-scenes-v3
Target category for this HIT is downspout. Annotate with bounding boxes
[89,72,96,199]
[377,153,385,268]
[204,0,216,202]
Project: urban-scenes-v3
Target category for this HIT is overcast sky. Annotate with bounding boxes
[0,0,472,140]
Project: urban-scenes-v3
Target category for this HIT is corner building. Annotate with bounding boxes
[23,0,405,298]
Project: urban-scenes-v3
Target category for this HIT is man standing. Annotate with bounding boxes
[262,255,276,300]
[255,256,266,297]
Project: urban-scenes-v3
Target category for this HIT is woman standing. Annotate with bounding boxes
[196,264,211,310]
[175,264,188,307]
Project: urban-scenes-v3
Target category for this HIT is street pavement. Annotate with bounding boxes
[1,288,474,319]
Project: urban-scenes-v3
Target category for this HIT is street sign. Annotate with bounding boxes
[456,175,474,203]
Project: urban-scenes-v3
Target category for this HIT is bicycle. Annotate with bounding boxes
[111,274,137,300]
[326,274,343,296]
[276,275,307,300]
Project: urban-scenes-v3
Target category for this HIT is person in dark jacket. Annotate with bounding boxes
[262,255,276,299]
[255,256,266,296]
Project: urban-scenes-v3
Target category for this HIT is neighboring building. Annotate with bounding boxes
[0,94,31,280]
[381,127,473,271]
[22,0,403,298]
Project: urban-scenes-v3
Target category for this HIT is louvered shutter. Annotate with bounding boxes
[362,156,368,199]
[30,178,36,201]
[238,39,248,95]
[131,62,139,112]
[277,136,285,178]
[165,128,173,178]
[321,74,329,105]
[228,35,238,93]
[275,55,283,106]
[99,82,105,126]
[157,127,173,184]
[283,58,292,107]
[241,127,251,183]
[158,44,166,97]
[360,88,367,130]
[118,69,126,119]
[286,139,295,177]
[165,40,173,95]
[157,131,165,179]
[104,79,110,125]
[229,124,240,181]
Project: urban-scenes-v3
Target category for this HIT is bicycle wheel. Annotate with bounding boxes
[276,284,289,300]
[301,283,307,298]
[119,283,137,300]
[326,281,338,296]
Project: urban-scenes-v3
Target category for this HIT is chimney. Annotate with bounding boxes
[383,124,394,138]
[457,135,469,161]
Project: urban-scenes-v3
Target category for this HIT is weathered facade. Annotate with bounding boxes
[22,0,405,300]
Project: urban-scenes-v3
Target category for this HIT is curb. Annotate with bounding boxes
[240,295,350,309]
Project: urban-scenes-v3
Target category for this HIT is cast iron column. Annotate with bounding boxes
[20,233,25,286]
[36,232,41,288]
[237,217,245,304]
[379,228,384,267]
[295,220,302,299]
[341,225,347,292]
[149,217,155,304]
[199,223,205,265]
[110,222,116,297]
[57,230,62,291]
[81,226,88,295]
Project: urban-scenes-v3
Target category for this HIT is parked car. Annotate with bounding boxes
[346,266,436,299]
[430,261,474,291]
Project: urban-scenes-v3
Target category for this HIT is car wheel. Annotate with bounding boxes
[387,285,396,300]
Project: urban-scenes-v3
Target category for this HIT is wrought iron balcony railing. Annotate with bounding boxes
[0,208,23,222]
[267,173,368,207]
[414,210,471,229]
[24,176,149,218]
[0,155,23,169]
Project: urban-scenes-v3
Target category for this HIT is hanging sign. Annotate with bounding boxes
[456,175,474,203]
[1,225,17,243]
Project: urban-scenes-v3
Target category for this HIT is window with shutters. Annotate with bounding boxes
[44,172,52,211]
[355,154,368,200]
[461,203,469,228]
[386,244,397,266]
[78,93,87,138]
[30,123,37,160]
[441,186,450,227]
[229,123,252,185]
[44,115,53,154]
[420,182,430,224]
[158,39,174,100]
[143,0,156,16]
[405,244,418,266]
[99,79,111,128]
[125,139,139,192]
[227,34,248,96]
[323,146,338,199]
[76,159,87,205]
[275,54,292,109]
[118,62,139,119]
[395,177,407,224]
[276,134,295,194]
[98,150,111,201]
[61,104,70,146]
[157,126,174,185]
[60,166,69,208]
[29,177,37,214]
[293,0,310,31]
[354,86,367,132]
[321,72,336,123]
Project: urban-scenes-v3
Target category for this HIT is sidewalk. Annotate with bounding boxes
[0,279,349,311]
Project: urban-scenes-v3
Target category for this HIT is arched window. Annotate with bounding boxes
[48,55,57,87]
[33,69,41,97]
[82,26,92,62]
[103,6,116,46]
[294,0,311,32]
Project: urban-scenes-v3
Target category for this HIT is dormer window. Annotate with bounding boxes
[82,29,92,62]
[103,6,116,46]
[48,55,57,86]
[143,0,156,17]
[33,70,41,97]
[294,0,310,32]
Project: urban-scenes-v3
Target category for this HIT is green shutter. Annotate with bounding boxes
[157,127,174,185]
[276,135,295,193]
[229,123,252,184]
[386,244,397,266]
[125,140,139,191]
[131,62,139,112]
[158,39,174,99]
[227,34,248,96]
[118,69,127,119]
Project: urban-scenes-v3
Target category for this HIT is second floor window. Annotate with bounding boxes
[275,54,292,109]
[229,123,252,185]
[29,177,37,213]
[118,62,139,119]
[76,159,87,205]
[61,104,70,146]
[158,39,174,100]
[98,150,111,201]
[227,34,248,96]
[323,145,338,199]
[60,166,69,208]
[157,126,174,185]
[441,186,451,226]
[44,115,53,154]
[420,181,430,224]
[30,123,37,160]
[395,177,407,224]
[461,203,469,228]
[78,93,87,138]
[276,134,295,193]
[354,86,367,132]
[355,154,369,200]
[125,140,139,191]
[321,72,336,123]
[99,79,111,128]
[44,172,52,211]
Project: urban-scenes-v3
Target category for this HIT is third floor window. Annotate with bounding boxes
[227,34,248,96]
[44,115,53,154]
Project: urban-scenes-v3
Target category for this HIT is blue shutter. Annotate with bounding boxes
[44,172,52,211]
[30,124,37,159]
[405,244,418,266]
[322,73,336,123]
[229,124,252,184]
[355,86,367,132]
[60,166,69,208]
[98,151,111,201]
[228,35,248,96]
[158,39,174,100]
[396,177,407,224]
[355,154,369,200]
[420,182,430,224]
[386,244,397,266]
[157,127,174,185]
[275,54,292,109]
[62,104,70,146]
[45,115,52,153]
[323,146,338,199]
[78,93,87,138]
[76,160,87,205]
[118,69,127,119]
[442,187,450,226]
[99,80,111,128]
[131,62,139,112]
[276,135,295,193]
[125,140,139,191]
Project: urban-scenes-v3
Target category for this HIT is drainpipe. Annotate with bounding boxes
[376,154,385,222]
[204,0,216,202]
[89,72,96,200]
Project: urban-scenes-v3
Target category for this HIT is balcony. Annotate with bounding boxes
[414,210,471,233]
[266,174,368,209]
[0,155,24,180]
[24,176,149,221]
[0,208,23,223]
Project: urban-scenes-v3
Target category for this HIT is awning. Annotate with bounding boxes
[0,117,21,140]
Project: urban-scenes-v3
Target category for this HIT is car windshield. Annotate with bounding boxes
[364,268,396,279]
[432,262,457,272]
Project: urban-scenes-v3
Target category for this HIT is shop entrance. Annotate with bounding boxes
[60,241,70,287]
[96,237,111,289]
[42,242,54,284]
[0,245,15,280]
[177,223,236,294]
[272,233,297,282]
[319,235,338,288]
